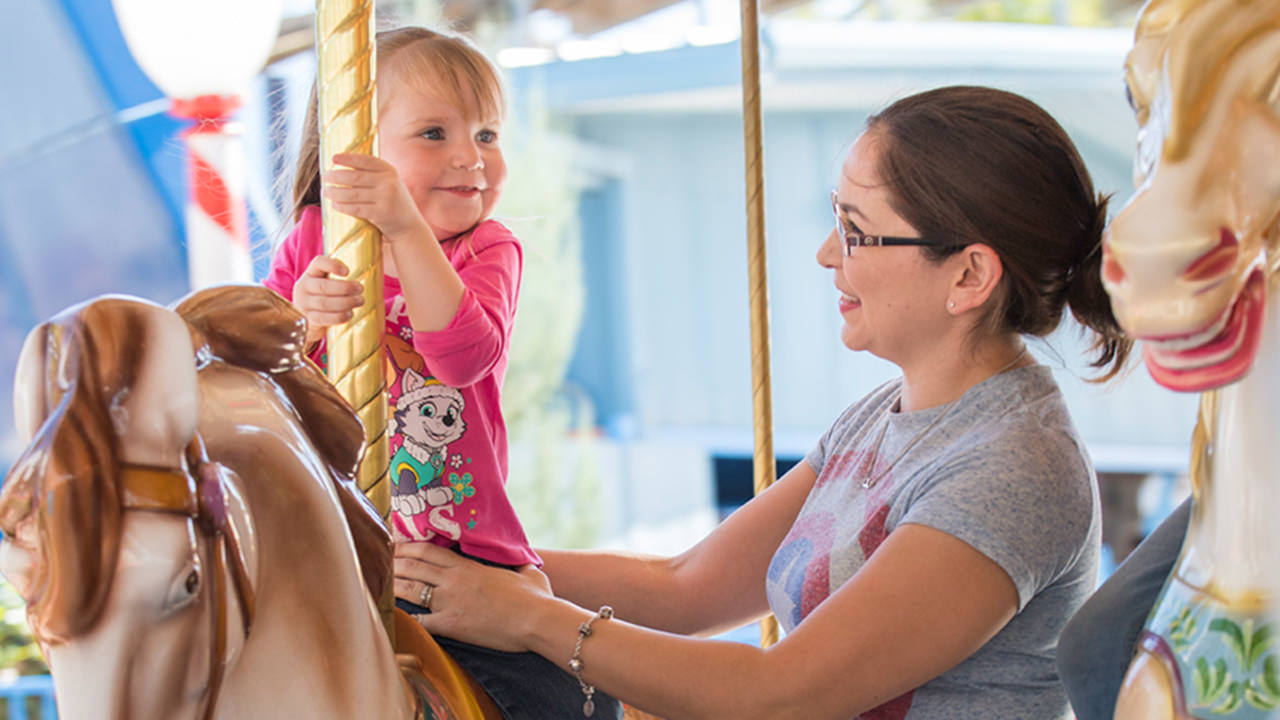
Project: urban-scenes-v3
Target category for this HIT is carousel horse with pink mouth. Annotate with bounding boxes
[0,286,502,720]
[1102,0,1280,717]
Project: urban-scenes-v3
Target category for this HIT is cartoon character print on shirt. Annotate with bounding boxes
[389,367,469,541]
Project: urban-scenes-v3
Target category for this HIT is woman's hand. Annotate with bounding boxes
[325,153,430,241]
[394,542,556,653]
[291,255,363,348]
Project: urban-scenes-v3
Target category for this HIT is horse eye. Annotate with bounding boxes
[1124,84,1136,112]
[166,565,201,613]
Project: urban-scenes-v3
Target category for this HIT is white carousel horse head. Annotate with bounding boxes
[1102,0,1280,392]
[0,286,411,720]
[1105,3,1280,717]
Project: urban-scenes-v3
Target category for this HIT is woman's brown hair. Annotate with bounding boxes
[290,27,506,223]
[866,85,1132,380]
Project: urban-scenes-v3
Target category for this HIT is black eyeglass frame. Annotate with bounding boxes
[831,191,966,256]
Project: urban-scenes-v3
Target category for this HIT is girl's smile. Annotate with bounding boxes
[439,185,482,197]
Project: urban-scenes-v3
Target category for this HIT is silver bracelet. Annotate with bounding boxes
[568,605,614,717]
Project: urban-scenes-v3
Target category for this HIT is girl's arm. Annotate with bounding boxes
[324,153,516,386]
[323,153,467,331]
[402,521,1019,720]
[539,459,818,636]
[403,236,519,387]
[263,208,363,352]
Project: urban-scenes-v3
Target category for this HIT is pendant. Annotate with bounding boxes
[584,698,595,717]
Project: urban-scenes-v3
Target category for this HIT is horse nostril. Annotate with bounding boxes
[1182,228,1239,283]
[1103,249,1126,285]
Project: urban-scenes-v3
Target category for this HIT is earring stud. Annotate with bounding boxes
[948,301,956,310]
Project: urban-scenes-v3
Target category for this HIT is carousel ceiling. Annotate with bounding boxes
[269,0,1149,64]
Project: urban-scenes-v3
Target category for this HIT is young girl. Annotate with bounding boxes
[265,27,619,719]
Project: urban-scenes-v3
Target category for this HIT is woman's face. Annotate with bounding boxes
[817,133,957,363]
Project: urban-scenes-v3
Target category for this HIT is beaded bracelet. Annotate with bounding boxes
[568,605,614,717]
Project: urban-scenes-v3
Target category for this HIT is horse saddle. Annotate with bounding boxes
[393,608,504,720]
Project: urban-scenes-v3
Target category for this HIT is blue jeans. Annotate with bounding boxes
[1057,497,1191,720]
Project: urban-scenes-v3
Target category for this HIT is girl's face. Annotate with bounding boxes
[378,72,507,239]
[816,133,957,364]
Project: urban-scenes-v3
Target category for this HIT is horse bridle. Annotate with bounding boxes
[119,434,256,720]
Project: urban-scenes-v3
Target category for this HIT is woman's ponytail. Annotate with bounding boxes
[1066,193,1133,382]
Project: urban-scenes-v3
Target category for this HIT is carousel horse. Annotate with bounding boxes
[1102,0,1280,716]
[0,286,502,720]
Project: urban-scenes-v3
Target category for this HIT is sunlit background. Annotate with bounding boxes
[0,0,1191,712]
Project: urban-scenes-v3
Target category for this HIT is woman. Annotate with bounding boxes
[394,86,1130,719]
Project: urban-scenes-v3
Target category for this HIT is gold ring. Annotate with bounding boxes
[418,582,435,609]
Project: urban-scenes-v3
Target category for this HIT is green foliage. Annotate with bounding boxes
[952,0,1108,26]
[1169,603,1202,655]
[1189,617,1280,714]
[1245,656,1280,710]
[1263,656,1280,698]
[497,114,586,428]
[1195,657,1231,708]
[1211,618,1273,671]
[0,580,46,676]
[495,98,602,549]
[954,0,1054,24]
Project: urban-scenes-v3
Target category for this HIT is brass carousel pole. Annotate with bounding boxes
[314,0,393,639]
[738,0,779,648]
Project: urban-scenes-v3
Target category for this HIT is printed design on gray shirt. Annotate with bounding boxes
[763,367,1099,720]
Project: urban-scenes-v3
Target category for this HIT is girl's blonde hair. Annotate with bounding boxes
[290,27,506,223]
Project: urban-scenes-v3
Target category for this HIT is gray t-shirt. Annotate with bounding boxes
[765,365,1100,719]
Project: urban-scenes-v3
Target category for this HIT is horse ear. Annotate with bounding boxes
[173,286,309,373]
[173,286,366,483]
[12,324,51,444]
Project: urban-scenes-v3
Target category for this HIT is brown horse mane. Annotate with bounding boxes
[0,287,391,644]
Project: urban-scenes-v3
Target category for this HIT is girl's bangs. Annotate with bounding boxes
[382,45,505,124]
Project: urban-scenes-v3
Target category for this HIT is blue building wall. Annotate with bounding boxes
[513,28,1198,471]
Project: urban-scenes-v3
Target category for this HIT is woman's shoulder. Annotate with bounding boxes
[962,365,1074,431]
[946,367,1093,490]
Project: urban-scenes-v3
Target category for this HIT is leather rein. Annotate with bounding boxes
[119,434,256,720]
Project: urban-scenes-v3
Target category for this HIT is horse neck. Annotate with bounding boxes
[213,432,411,719]
[1184,285,1280,600]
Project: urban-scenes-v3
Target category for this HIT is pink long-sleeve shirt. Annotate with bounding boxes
[265,206,539,567]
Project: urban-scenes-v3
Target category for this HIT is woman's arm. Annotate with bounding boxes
[401,521,1018,720]
[539,459,818,635]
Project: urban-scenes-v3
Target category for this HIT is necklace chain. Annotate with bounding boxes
[860,346,1028,490]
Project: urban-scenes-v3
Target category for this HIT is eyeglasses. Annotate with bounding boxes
[831,191,964,256]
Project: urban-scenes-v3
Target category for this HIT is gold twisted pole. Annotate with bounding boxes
[315,0,393,637]
[739,0,779,648]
